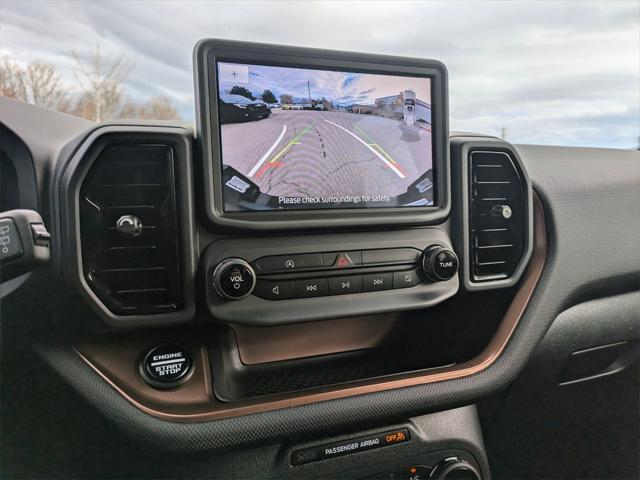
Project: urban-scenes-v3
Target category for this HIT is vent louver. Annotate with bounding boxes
[469,150,526,282]
[79,144,183,315]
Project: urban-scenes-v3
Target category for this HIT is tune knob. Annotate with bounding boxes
[212,258,256,300]
[421,245,459,281]
[430,457,481,480]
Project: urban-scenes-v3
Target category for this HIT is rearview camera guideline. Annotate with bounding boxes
[216,61,434,212]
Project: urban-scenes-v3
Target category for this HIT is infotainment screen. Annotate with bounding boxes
[215,61,435,212]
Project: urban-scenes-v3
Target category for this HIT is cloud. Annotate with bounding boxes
[1,0,638,148]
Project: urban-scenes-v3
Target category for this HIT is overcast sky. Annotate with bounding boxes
[1,0,638,148]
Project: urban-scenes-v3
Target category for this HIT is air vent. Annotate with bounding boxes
[79,144,183,315]
[469,150,526,282]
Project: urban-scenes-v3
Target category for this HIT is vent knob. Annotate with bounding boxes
[491,204,513,219]
[212,258,256,300]
[421,245,459,282]
[116,214,143,237]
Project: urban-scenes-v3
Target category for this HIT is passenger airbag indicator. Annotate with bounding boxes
[291,428,410,465]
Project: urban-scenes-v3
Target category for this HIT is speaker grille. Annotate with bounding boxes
[79,144,183,315]
[469,150,526,281]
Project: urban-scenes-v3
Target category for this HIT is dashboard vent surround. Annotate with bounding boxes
[79,144,183,315]
[469,150,526,282]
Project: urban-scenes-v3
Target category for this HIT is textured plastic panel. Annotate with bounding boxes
[486,291,639,479]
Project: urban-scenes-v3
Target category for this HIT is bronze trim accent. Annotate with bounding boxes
[75,196,546,422]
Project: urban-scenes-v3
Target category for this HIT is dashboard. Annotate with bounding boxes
[1,39,638,480]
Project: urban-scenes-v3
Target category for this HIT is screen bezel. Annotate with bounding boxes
[194,39,450,231]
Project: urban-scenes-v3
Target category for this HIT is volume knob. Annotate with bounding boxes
[421,245,459,282]
[212,258,256,300]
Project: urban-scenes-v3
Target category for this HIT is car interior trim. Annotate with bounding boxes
[72,193,546,422]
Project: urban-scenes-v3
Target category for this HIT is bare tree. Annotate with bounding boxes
[0,57,69,111]
[1,50,182,122]
[72,43,133,121]
[119,96,181,120]
[117,99,137,120]
[145,96,181,120]
[71,91,98,121]
[0,56,24,99]
[24,63,70,110]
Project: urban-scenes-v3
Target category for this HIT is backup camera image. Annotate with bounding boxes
[216,61,434,212]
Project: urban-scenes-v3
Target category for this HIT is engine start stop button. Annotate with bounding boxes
[140,345,193,389]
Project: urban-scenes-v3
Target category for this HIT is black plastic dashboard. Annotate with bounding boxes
[47,40,534,329]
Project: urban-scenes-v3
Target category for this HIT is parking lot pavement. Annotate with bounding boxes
[219,109,432,200]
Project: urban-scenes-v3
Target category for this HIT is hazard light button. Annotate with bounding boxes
[322,251,362,269]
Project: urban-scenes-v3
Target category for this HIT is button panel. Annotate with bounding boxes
[253,270,423,300]
[204,231,459,324]
[253,248,420,275]
[251,247,426,300]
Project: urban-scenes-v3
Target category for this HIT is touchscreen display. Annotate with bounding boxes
[215,61,435,212]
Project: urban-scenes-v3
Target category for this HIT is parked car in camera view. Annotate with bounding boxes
[218,93,271,123]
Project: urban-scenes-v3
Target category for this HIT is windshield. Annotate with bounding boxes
[1,0,638,149]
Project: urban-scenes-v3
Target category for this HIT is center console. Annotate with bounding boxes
[49,39,540,479]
